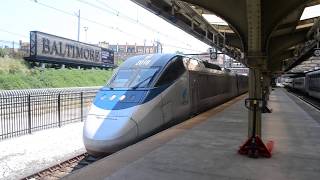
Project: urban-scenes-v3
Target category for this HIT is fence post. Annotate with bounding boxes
[80,92,84,122]
[28,94,32,134]
[58,93,61,127]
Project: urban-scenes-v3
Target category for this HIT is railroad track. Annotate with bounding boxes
[22,153,106,180]
[288,90,320,111]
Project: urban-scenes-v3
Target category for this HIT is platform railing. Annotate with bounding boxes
[0,87,101,140]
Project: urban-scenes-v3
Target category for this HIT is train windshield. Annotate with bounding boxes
[108,67,159,88]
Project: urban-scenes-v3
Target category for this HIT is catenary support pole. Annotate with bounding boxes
[248,68,262,137]
[77,9,80,41]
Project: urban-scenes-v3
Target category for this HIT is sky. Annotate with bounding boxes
[1,0,319,54]
[300,4,320,20]
[0,0,211,53]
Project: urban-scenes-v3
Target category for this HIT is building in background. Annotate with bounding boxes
[99,41,160,63]
[192,48,248,75]
[19,40,29,56]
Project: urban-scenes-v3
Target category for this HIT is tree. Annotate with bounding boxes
[0,48,5,57]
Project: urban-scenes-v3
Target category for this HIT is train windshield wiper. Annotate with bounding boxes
[131,75,153,89]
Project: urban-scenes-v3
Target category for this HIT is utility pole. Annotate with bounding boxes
[77,9,80,41]
[84,26,88,42]
[12,41,14,56]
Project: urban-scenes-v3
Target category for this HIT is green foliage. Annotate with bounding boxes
[0,48,5,57]
[0,57,114,90]
[0,57,29,74]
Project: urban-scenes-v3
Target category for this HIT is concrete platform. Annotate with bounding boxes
[0,122,85,180]
[64,88,320,180]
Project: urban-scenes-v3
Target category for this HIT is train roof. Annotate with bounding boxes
[306,69,320,75]
[119,54,177,69]
[119,53,246,77]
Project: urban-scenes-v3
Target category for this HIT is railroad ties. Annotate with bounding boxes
[22,153,106,179]
[288,90,320,111]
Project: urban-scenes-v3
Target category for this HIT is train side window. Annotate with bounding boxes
[155,57,185,86]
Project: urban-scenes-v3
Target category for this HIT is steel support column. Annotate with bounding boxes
[246,0,263,138]
[248,68,262,137]
[238,0,273,158]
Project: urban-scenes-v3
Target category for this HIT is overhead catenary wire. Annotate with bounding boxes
[78,0,192,47]
[162,43,203,53]
[28,0,146,41]
[0,40,21,45]
[28,0,202,53]
[0,28,28,38]
[0,29,27,48]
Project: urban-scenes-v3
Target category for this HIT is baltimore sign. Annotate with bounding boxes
[25,31,114,68]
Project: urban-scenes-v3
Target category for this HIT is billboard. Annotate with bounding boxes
[26,31,114,67]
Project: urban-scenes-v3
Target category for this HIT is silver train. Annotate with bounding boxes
[290,70,320,99]
[83,54,248,156]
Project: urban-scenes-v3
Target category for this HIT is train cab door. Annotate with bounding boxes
[155,56,189,124]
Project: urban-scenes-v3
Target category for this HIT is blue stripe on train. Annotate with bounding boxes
[93,84,170,110]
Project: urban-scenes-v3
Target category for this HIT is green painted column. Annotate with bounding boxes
[246,0,264,138]
[248,68,262,137]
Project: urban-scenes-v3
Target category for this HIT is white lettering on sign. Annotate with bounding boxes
[30,31,114,65]
[135,55,153,66]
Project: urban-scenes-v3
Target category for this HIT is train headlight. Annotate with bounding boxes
[100,95,107,100]
[119,95,126,101]
[109,95,116,101]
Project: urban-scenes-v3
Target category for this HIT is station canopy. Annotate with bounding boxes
[132,0,320,74]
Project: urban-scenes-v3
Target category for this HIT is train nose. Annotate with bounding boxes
[83,115,138,155]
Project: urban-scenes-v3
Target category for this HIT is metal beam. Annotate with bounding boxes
[264,0,309,49]
[269,28,309,57]
[132,0,244,62]
[269,51,293,72]
[284,40,317,71]
[307,18,320,39]
[246,0,263,137]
